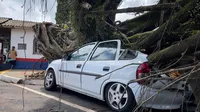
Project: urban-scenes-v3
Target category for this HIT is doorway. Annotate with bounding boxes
[0,27,11,64]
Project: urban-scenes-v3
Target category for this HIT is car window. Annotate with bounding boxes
[90,41,118,61]
[119,49,137,60]
[68,43,95,61]
[119,43,137,60]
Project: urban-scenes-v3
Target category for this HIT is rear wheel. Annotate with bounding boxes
[44,69,57,91]
[105,82,136,112]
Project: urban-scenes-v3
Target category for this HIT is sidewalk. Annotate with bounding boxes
[0,69,45,84]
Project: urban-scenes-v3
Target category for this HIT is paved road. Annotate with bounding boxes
[0,80,111,112]
[0,80,181,112]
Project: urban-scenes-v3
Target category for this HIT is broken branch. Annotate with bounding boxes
[89,3,177,14]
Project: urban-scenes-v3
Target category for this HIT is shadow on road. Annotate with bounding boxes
[38,86,181,112]
[39,87,112,112]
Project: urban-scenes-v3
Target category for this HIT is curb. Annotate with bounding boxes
[0,74,23,84]
[0,74,40,85]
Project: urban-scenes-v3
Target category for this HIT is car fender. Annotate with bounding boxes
[45,66,59,85]
[45,59,62,85]
[100,78,141,103]
[100,79,131,98]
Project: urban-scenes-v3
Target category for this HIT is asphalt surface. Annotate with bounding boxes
[0,80,111,112]
[0,80,183,112]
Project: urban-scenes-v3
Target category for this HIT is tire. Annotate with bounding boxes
[105,82,136,112]
[44,69,57,91]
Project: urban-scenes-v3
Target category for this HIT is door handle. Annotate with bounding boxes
[76,64,82,68]
[103,66,110,71]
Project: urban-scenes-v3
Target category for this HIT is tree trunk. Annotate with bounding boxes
[133,1,198,51]
[89,3,177,14]
[148,33,200,64]
[118,11,170,36]
[33,23,79,60]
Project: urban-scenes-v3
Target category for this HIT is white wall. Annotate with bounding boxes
[10,28,42,59]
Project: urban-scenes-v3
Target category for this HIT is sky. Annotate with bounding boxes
[0,0,57,23]
[0,0,158,23]
[116,0,158,21]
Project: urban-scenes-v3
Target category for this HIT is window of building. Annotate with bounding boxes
[18,43,26,50]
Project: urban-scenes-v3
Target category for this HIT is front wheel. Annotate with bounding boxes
[44,69,57,91]
[105,83,136,112]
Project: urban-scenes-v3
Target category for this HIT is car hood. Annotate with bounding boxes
[50,59,62,64]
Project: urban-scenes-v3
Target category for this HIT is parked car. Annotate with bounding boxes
[44,40,190,111]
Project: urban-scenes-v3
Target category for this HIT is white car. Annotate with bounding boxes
[44,40,188,111]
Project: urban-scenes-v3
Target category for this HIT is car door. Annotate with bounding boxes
[61,42,97,89]
[81,40,120,95]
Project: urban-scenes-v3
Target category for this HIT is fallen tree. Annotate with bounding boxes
[148,33,200,64]
[33,0,200,110]
[89,3,177,14]
[34,0,200,63]
[33,23,79,60]
[132,0,199,51]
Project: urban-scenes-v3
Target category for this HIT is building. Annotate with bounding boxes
[0,17,48,69]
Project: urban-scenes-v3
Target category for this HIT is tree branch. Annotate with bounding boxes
[89,3,177,14]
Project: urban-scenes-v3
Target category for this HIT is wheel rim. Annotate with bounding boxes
[108,83,128,110]
[45,72,53,88]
